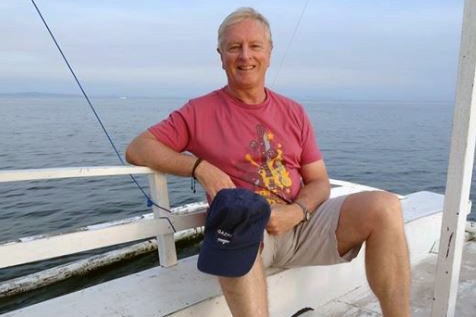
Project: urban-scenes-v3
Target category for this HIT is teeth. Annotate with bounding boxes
[239,66,254,70]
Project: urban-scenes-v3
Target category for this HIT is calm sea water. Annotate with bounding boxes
[0,94,475,311]
[2,94,476,245]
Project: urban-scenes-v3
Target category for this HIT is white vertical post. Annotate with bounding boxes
[149,172,178,267]
[431,0,476,315]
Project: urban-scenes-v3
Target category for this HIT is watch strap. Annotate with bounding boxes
[294,200,310,222]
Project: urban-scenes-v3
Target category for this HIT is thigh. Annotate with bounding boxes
[267,195,360,268]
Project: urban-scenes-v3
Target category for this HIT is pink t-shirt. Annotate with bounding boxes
[149,87,322,204]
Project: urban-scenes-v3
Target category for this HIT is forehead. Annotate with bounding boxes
[222,19,269,43]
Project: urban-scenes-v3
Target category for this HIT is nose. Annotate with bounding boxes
[239,46,251,59]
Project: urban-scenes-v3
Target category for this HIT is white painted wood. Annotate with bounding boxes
[0,165,152,182]
[0,175,385,272]
[401,191,445,222]
[431,0,476,316]
[0,218,168,269]
[149,172,177,267]
[1,226,209,297]
[329,179,385,191]
[0,177,377,291]
[0,211,206,269]
[0,240,157,297]
[0,164,412,278]
[0,165,208,269]
[2,191,444,317]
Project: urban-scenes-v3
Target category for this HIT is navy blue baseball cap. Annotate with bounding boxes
[197,188,271,277]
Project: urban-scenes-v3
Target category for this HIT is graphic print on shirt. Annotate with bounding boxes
[245,125,292,204]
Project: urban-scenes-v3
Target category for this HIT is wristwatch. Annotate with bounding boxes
[294,200,310,222]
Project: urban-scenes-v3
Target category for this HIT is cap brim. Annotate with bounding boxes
[197,242,260,277]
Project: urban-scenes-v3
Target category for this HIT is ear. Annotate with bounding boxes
[217,48,225,69]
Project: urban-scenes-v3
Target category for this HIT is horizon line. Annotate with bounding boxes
[0,91,454,104]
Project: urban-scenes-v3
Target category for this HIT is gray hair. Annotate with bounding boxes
[217,7,273,50]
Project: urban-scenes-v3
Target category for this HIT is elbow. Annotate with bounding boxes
[125,131,157,166]
[125,144,136,165]
[125,130,151,166]
[125,140,142,166]
[322,179,331,200]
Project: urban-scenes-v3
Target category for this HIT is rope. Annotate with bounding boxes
[30,0,176,232]
[271,0,311,88]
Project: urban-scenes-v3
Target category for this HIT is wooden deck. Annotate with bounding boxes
[309,240,476,316]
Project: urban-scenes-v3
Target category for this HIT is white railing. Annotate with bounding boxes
[0,166,365,272]
[0,166,207,269]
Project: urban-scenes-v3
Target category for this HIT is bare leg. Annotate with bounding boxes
[218,255,268,317]
[336,191,411,317]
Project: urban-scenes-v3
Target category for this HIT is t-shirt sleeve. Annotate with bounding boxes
[148,102,193,152]
[300,109,322,164]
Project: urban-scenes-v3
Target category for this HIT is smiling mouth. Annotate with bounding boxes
[238,65,255,71]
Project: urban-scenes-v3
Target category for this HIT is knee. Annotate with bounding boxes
[367,191,403,227]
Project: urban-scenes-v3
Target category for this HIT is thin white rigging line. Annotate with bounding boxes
[270,0,311,88]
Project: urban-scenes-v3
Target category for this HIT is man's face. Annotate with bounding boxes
[218,19,272,92]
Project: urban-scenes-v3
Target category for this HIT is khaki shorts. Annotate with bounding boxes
[261,194,361,268]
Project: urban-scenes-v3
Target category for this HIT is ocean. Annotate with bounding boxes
[0,94,475,311]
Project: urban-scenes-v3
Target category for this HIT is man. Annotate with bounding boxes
[126,7,410,317]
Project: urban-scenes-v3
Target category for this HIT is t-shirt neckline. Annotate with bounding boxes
[220,86,270,110]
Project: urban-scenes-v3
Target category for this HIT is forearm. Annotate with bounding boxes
[126,131,235,199]
[267,176,330,235]
[268,160,330,234]
[294,178,330,212]
[293,159,331,215]
[125,131,197,177]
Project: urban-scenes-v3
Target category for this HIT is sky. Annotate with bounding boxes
[0,0,465,101]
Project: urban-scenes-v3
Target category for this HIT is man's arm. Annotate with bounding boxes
[125,130,235,199]
[266,160,330,235]
[293,159,331,213]
[126,130,197,176]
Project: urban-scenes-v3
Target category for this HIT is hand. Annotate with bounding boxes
[266,203,303,236]
[194,160,235,200]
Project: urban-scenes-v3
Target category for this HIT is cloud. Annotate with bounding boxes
[0,0,464,100]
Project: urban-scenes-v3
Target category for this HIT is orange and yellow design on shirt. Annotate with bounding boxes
[245,125,293,205]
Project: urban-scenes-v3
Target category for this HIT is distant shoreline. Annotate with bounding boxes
[0,92,81,98]
[0,92,179,100]
[0,92,453,105]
